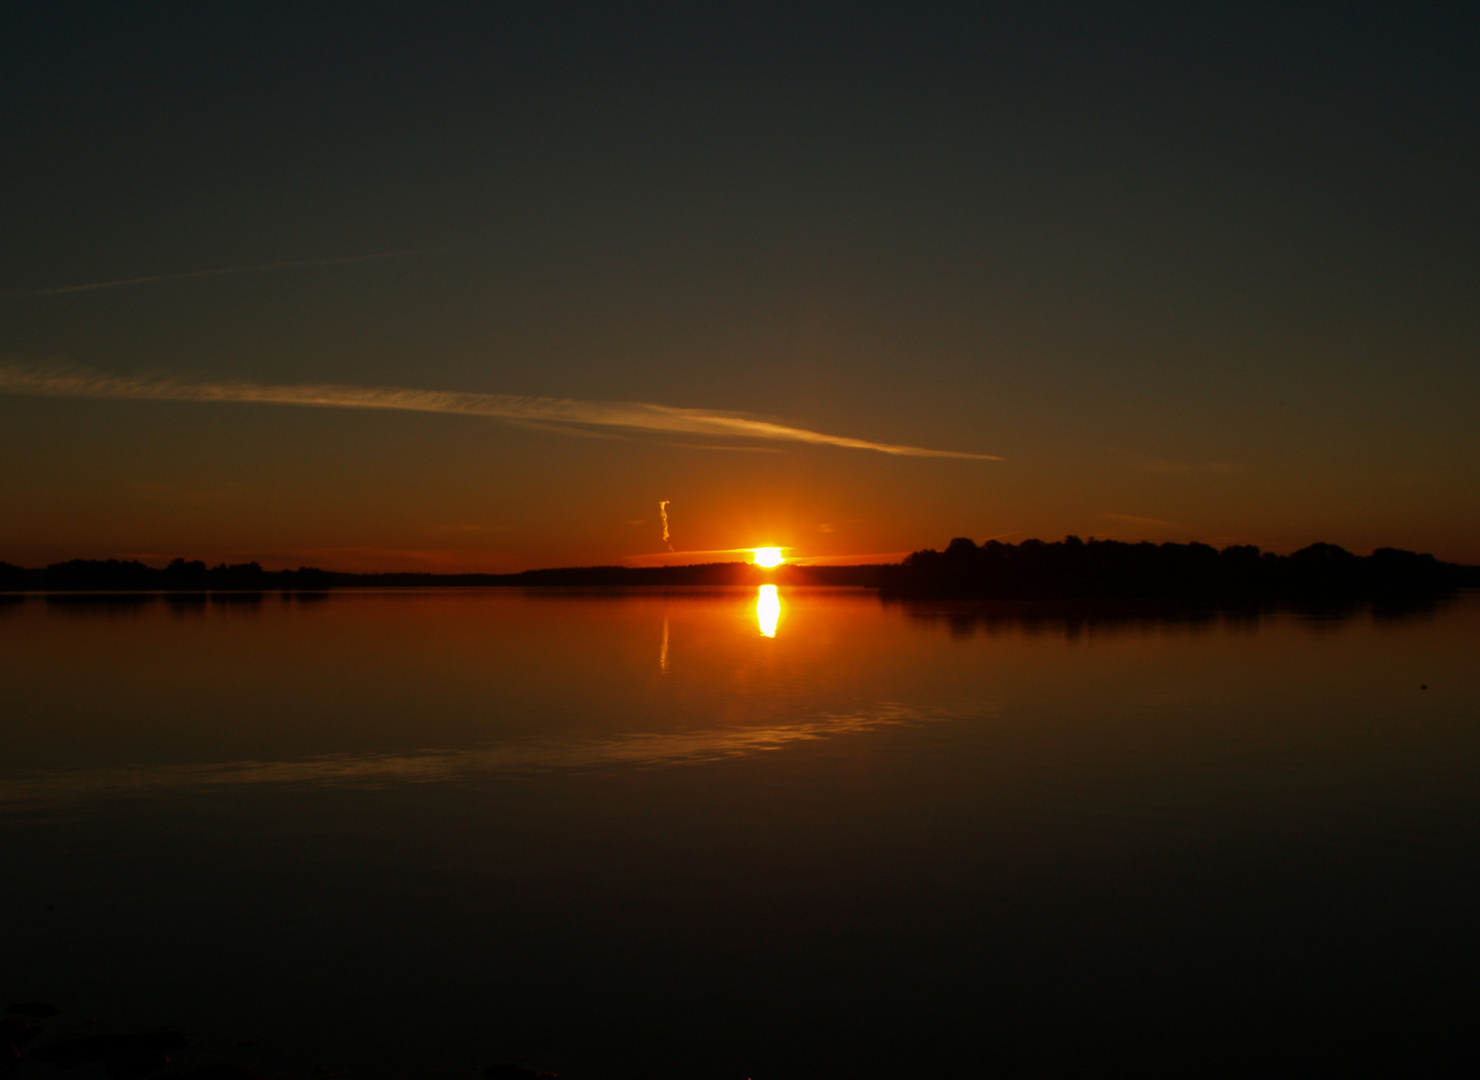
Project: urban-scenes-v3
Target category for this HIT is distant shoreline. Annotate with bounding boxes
[2,539,1476,601]
[879,538,1478,603]
[0,559,888,592]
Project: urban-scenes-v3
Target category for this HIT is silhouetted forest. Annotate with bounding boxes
[0,558,886,592]
[880,537,1477,601]
[1,542,1474,598]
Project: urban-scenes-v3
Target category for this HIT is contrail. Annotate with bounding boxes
[3,249,441,298]
[0,363,1001,459]
[659,500,672,550]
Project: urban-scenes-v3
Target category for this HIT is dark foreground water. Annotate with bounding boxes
[2,587,1478,1078]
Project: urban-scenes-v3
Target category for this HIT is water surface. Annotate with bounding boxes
[2,588,1477,1077]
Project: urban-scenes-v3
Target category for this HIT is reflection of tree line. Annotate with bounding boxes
[881,537,1474,603]
[1,539,1473,600]
[894,600,1459,641]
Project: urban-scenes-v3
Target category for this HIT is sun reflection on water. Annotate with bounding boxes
[756,584,781,637]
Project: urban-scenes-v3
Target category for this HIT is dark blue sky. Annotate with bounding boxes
[2,2,1477,568]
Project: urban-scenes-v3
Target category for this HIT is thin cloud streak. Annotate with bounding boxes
[625,547,760,566]
[1139,459,1241,476]
[1112,450,1241,476]
[0,364,1000,459]
[785,552,912,566]
[661,442,785,453]
[624,549,910,566]
[1102,513,1182,528]
[3,248,441,297]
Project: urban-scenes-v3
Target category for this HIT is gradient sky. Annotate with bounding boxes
[2,2,1477,570]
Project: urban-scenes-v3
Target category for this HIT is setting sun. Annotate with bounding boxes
[752,547,785,568]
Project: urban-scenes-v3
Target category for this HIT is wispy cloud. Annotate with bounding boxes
[1140,459,1241,476]
[622,548,911,567]
[424,523,513,534]
[625,547,752,566]
[217,546,516,573]
[661,442,785,453]
[785,551,912,566]
[1115,451,1241,476]
[623,546,835,566]
[2,249,440,297]
[0,363,1000,459]
[499,417,628,440]
[1101,513,1182,529]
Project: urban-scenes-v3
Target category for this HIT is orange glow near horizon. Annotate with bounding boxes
[752,547,785,568]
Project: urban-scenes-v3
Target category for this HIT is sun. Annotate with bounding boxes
[752,547,785,568]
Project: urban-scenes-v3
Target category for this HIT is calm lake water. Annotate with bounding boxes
[2,587,1478,1078]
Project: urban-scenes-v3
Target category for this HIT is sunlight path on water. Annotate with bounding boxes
[756,583,781,637]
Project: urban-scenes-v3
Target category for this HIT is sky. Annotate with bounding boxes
[2,2,1477,570]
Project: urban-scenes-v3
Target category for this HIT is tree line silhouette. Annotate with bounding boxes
[879,537,1474,600]
[0,541,1473,599]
